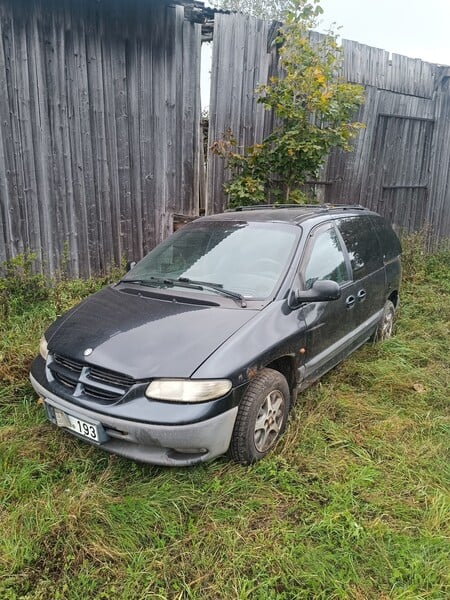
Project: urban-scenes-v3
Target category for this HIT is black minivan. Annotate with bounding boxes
[30,205,401,465]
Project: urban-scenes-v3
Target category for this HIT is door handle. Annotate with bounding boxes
[357,289,367,301]
[345,295,356,308]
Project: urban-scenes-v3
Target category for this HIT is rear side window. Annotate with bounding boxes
[303,227,349,289]
[369,215,402,261]
[337,216,383,280]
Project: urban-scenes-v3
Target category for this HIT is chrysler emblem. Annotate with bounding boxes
[83,348,93,357]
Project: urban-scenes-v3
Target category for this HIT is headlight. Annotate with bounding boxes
[39,336,48,360]
[145,379,232,402]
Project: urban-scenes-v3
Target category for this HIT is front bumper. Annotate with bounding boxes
[30,373,239,466]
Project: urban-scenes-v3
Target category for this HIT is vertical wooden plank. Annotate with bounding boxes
[151,5,167,244]
[85,10,116,271]
[164,3,178,222]
[205,12,222,214]
[0,4,15,263]
[55,4,76,272]
[101,30,122,265]
[241,15,255,149]
[254,19,271,143]
[1,3,26,257]
[172,5,183,216]
[9,5,29,256]
[71,6,95,276]
[15,9,39,261]
[83,17,103,273]
[191,22,203,216]
[64,7,90,277]
[27,5,54,274]
[212,13,235,213]
[138,10,155,256]
[42,6,67,272]
[114,34,132,261]
[127,35,144,260]
[180,19,201,217]
[0,117,10,264]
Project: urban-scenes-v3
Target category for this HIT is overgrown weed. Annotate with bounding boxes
[0,254,124,388]
[0,253,49,320]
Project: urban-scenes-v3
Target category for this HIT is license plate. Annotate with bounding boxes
[53,408,100,442]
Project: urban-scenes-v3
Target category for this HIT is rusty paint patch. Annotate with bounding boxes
[246,366,258,380]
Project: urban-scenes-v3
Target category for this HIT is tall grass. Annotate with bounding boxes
[1,237,449,599]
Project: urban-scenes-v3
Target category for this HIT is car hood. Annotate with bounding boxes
[45,286,257,379]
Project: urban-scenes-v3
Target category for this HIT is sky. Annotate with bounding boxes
[201,0,450,108]
[318,0,450,65]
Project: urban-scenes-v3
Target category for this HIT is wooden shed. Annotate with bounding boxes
[0,0,205,276]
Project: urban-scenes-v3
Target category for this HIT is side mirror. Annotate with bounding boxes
[289,280,341,307]
[126,260,137,272]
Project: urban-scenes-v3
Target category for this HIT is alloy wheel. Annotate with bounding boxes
[254,390,285,453]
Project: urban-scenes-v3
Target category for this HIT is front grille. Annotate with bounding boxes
[53,372,77,391]
[53,353,83,374]
[89,366,134,389]
[83,384,122,401]
[48,353,136,403]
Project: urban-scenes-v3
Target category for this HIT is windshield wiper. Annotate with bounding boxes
[177,277,247,308]
[117,276,177,287]
[117,276,247,307]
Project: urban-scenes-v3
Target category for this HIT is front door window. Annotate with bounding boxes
[303,227,349,290]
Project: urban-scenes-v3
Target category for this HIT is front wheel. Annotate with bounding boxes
[229,368,290,465]
[373,299,396,341]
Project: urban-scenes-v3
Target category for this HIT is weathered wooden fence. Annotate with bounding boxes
[207,14,450,243]
[0,0,202,276]
[2,5,450,276]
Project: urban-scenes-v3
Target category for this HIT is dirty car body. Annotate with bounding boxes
[30,205,402,465]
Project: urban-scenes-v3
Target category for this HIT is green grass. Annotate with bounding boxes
[1,246,449,599]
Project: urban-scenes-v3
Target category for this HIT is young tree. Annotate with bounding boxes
[212,0,365,207]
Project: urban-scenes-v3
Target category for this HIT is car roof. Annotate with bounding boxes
[197,204,378,225]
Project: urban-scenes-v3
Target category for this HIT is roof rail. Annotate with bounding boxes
[227,203,367,212]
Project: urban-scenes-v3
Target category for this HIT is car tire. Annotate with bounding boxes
[373,299,396,341]
[229,368,290,465]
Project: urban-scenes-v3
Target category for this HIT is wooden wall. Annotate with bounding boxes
[208,14,450,244]
[0,0,202,276]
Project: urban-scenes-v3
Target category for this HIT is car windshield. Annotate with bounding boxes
[123,221,300,299]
